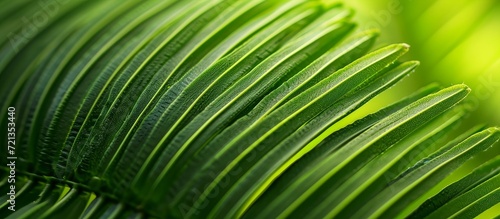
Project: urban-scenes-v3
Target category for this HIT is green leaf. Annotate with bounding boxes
[408,155,500,218]
[353,128,500,218]
[1,1,499,218]
[249,84,471,218]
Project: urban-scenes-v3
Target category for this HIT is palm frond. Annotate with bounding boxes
[0,0,498,218]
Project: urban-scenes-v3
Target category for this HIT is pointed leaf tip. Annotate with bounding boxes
[396,43,410,51]
[450,84,470,92]
[487,127,500,133]
[357,29,380,38]
[389,43,410,53]
[405,60,420,68]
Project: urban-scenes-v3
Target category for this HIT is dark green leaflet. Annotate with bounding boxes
[1,179,30,213]
[330,121,486,219]
[143,5,352,193]
[39,188,91,218]
[352,128,500,218]
[208,61,420,218]
[150,8,354,196]
[77,0,232,182]
[80,0,292,198]
[402,124,487,171]
[143,9,355,201]
[171,29,378,213]
[408,155,500,218]
[243,84,441,217]
[117,2,320,203]
[106,1,315,197]
[255,85,470,218]
[34,0,158,176]
[74,1,207,178]
[0,180,41,215]
[80,197,125,219]
[310,110,464,218]
[182,45,412,217]
[426,176,500,218]
[0,0,95,170]
[0,0,60,74]
[0,0,88,93]
[0,0,88,98]
[39,0,176,179]
[97,0,266,157]
[133,5,352,204]
[5,183,64,219]
[56,0,186,181]
[0,0,29,23]
[23,1,142,175]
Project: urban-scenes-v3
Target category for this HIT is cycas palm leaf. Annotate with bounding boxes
[0,0,499,218]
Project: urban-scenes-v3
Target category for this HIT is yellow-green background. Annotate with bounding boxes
[336,0,500,217]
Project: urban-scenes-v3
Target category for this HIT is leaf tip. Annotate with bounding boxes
[398,43,410,51]
[452,84,471,93]
[407,60,420,68]
[391,43,410,53]
[487,127,500,134]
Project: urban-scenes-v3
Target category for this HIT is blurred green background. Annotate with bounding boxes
[335,0,500,217]
[339,0,500,127]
